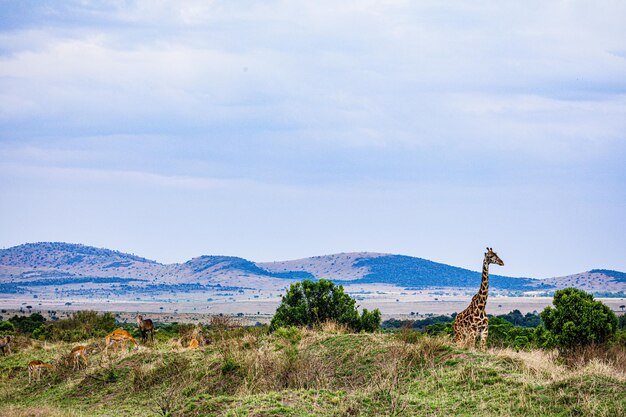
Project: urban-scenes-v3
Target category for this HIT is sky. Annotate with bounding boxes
[0,1,625,278]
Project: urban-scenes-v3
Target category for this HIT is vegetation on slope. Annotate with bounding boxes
[1,288,624,416]
[186,256,314,279]
[1,319,625,417]
[344,255,547,290]
[0,242,157,267]
[270,279,381,332]
[590,269,626,283]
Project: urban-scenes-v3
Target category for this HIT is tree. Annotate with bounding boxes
[270,279,381,332]
[359,308,382,332]
[0,321,15,334]
[540,288,618,352]
[9,313,46,333]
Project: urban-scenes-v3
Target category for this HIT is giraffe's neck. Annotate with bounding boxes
[476,256,490,308]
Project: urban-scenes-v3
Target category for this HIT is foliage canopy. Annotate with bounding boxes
[9,312,46,333]
[541,288,618,351]
[270,279,381,332]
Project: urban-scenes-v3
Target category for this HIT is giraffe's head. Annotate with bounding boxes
[485,247,504,266]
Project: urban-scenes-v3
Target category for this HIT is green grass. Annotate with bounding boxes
[0,330,624,416]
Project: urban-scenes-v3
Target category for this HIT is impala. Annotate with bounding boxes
[68,345,89,370]
[28,360,55,384]
[104,329,139,353]
[0,335,12,355]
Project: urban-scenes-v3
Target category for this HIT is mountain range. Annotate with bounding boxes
[1,242,625,294]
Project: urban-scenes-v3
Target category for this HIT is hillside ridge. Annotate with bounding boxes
[1,242,624,293]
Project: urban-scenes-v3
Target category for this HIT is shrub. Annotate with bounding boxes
[0,321,15,334]
[274,326,302,346]
[270,279,381,332]
[358,308,382,332]
[487,317,536,348]
[496,310,541,328]
[31,324,54,340]
[30,311,117,342]
[9,313,46,333]
[541,288,618,352]
[382,315,453,330]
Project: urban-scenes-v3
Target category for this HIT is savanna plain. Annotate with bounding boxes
[1,317,625,417]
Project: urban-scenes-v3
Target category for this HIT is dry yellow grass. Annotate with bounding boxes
[493,346,626,383]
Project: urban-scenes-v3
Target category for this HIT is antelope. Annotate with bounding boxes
[136,315,154,343]
[28,360,55,384]
[104,329,139,354]
[68,345,88,370]
[188,338,199,349]
[0,335,12,355]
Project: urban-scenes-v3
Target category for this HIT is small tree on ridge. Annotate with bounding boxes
[540,287,618,352]
[270,279,381,332]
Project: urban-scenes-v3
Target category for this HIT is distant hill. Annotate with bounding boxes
[541,270,626,293]
[184,255,314,280]
[0,242,156,268]
[342,255,542,290]
[261,253,540,291]
[1,242,624,294]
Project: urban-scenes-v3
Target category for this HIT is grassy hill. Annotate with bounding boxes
[1,327,624,416]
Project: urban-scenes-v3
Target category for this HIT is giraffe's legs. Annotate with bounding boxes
[481,329,488,350]
[478,320,489,351]
[469,330,478,350]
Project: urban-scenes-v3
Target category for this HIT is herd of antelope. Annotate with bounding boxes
[0,315,201,384]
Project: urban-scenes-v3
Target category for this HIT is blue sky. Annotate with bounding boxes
[1,1,625,278]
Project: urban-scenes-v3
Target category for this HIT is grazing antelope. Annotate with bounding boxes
[0,335,12,355]
[104,329,139,353]
[28,360,54,384]
[188,338,199,349]
[136,315,154,343]
[68,345,88,370]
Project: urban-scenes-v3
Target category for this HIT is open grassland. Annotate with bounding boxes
[1,327,625,417]
[3,289,625,318]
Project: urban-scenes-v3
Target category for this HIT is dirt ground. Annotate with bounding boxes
[2,283,624,323]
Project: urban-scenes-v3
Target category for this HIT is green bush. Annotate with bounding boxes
[610,330,626,347]
[358,308,381,332]
[31,324,54,340]
[497,310,541,328]
[31,311,117,342]
[270,279,381,332]
[9,313,46,333]
[541,288,618,352]
[424,322,453,336]
[0,321,15,334]
[274,326,302,346]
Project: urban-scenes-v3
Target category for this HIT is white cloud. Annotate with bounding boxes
[0,1,625,275]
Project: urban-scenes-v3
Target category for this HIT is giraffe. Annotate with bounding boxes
[453,247,504,350]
